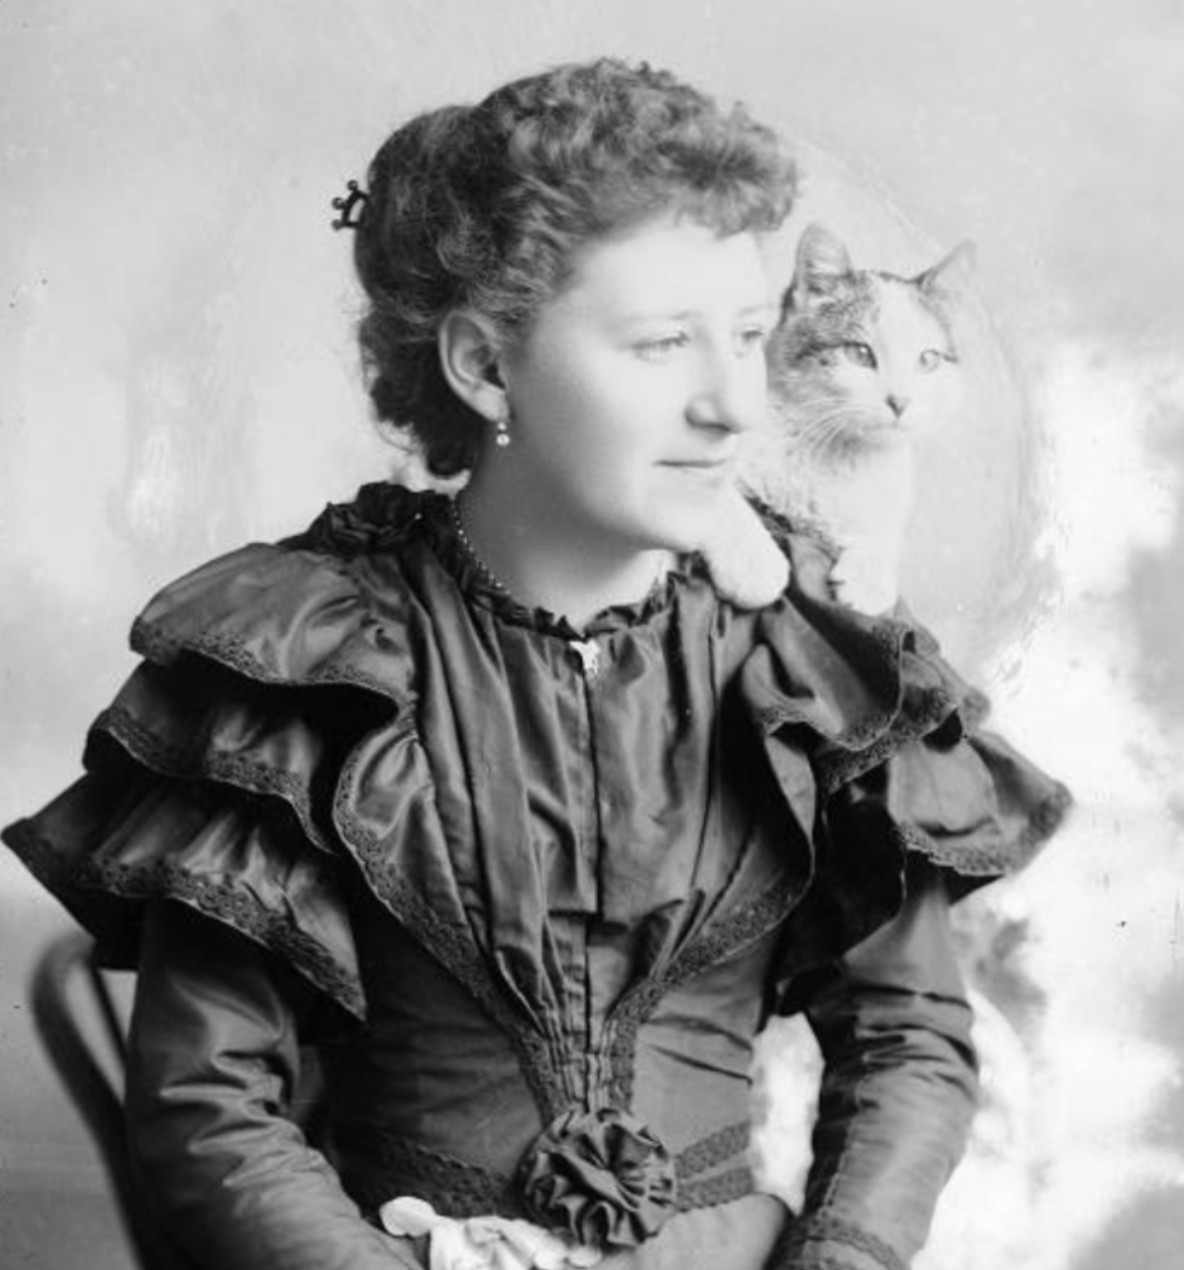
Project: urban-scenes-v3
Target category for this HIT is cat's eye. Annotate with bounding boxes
[919,348,953,372]
[843,342,877,369]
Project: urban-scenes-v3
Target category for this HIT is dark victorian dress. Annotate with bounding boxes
[3,484,1069,1270]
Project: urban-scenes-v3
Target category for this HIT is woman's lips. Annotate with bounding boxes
[660,457,734,471]
[659,458,736,484]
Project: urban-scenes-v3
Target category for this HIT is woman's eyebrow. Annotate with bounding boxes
[619,301,776,323]
[738,302,778,319]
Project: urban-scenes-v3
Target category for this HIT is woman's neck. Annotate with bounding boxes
[458,467,672,631]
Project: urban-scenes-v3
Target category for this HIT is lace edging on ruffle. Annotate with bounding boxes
[3,809,366,1019]
[742,588,1072,939]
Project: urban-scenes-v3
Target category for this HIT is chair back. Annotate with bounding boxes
[29,931,196,1270]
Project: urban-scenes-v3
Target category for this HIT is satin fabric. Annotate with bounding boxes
[3,485,1071,1270]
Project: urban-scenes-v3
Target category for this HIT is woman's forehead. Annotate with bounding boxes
[555,218,772,319]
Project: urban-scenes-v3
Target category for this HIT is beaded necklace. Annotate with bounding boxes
[449,496,509,595]
[447,495,673,626]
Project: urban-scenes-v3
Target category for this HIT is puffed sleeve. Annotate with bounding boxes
[128,902,423,1270]
[769,864,976,1270]
[0,522,422,1015]
[734,522,1070,1270]
[1,489,441,1266]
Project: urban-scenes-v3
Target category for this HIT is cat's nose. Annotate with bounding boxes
[886,393,909,419]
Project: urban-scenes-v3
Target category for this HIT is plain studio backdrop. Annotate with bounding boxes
[1,4,1182,1268]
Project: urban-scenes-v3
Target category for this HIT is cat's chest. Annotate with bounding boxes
[800,444,914,533]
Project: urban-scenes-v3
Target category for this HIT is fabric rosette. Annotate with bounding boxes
[516,1106,678,1250]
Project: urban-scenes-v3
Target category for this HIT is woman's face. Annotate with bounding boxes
[496,216,773,557]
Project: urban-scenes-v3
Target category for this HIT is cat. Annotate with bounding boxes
[706,222,975,613]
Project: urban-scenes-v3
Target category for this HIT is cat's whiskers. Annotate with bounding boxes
[770,390,854,415]
[791,405,902,462]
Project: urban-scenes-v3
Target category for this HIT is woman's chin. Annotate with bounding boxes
[639,510,724,558]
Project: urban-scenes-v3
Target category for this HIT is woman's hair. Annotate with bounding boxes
[353,58,798,476]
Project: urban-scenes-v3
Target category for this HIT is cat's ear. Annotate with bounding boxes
[786,223,855,311]
[917,240,976,298]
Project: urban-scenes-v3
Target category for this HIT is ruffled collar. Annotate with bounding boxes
[303,481,710,641]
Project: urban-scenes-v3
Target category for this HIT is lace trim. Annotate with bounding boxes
[815,683,960,797]
[745,628,906,757]
[897,780,1072,877]
[673,1121,750,1181]
[603,872,801,1107]
[340,1122,753,1221]
[332,739,567,1121]
[8,820,366,1018]
[94,704,334,855]
[667,873,801,996]
[754,597,994,797]
[344,1132,510,1216]
[675,1166,753,1213]
[131,616,412,710]
[773,1216,910,1270]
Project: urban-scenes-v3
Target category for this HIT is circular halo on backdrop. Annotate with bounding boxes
[761,140,1045,674]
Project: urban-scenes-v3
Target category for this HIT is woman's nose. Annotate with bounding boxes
[685,353,764,433]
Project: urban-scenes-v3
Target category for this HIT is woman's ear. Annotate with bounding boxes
[438,311,509,425]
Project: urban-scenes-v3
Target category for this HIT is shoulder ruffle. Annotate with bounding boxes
[4,483,1072,1016]
[5,770,366,1018]
[3,485,437,1020]
[737,549,1071,964]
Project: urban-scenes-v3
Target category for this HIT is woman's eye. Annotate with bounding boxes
[843,342,877,368]
[919,348,952,372]
[635,332,691,362]
[735,326,769,356]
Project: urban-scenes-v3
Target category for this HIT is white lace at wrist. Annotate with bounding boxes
[378,1195,603,1270]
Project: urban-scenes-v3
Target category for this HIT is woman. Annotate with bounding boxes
[2,59,1068,1270]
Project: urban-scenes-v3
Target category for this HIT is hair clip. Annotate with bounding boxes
[331,179,369,231]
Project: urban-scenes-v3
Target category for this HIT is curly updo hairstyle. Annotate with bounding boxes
[353,58,797,477]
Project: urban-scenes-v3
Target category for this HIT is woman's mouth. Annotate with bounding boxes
[659,458,735,486]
